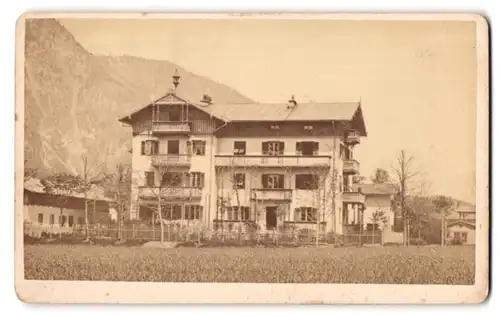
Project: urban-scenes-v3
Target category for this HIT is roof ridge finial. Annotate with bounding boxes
[172,68,181,91]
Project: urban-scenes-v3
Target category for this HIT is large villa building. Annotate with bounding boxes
[118,72,369,235]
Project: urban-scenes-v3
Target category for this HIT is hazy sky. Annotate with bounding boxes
[60,18,477,203]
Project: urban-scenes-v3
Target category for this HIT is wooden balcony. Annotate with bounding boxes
[345,130,360,145]
[343,159,360,174]
[342,191,365,205]
[250,188,293,201]
[215,155,331,168]
[151,154,191,167]
[138,186,202,201]
[152,121,191,135]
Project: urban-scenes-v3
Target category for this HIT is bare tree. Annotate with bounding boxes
[104,163,131,241]
[79,154,112,242]
[390,150,424,247]
[432,195,456,247]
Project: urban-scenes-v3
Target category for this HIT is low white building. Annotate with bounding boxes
[23,177,113,235]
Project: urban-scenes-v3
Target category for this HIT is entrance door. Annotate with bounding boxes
[266,206,278,230]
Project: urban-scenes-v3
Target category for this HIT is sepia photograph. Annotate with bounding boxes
[14,13,489,304]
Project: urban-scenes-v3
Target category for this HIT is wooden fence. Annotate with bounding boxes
[67,224,382,246]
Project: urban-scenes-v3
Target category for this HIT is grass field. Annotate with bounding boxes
[23,245,475,284]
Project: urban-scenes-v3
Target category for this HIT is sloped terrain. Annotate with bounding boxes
[24,18,252,177]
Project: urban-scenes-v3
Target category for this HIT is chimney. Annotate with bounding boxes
[287,95,297,109]
[200,94,213,105]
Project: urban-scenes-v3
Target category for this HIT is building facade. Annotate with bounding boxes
[446,201,476,245]
[119,75,368,235]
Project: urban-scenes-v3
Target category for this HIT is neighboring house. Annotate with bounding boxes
[118,72,368,234]
[446,201,476,245]
[352,183,397,231]
[23,177,113,234]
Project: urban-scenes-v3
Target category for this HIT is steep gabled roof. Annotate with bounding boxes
[118,91,367,136]
[24,177,113,202]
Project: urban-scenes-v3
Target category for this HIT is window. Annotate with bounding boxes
[163,205,182,220]
[192,140,206,156]
[145,171,155,187]
[295,207,318,222]
[78,217,84,225]
[270,124,280,130]
[295,174,319,190]
[262,141,284,156]
[49,214,55,226]
[262,174,285,189]
[233,141,246,155]
[296,141,319,156]
[162,172,183,187]
[226,206,251,221]
[68,216,74,227]
[304,125,314,131]
[453,232,468,242]
[232,173,245,189]
[60,215,67,227]
[37,213,43,225]
[167,140,180,154]
[190,172,205,188]
[340,144,353,160]
[141,140,159,156]
[185,205,203,220]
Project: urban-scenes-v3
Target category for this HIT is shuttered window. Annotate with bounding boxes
[296,141,319,155]
[141,140,159,156]
[262,174,285,189]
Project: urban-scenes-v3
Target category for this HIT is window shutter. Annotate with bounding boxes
[262,142,267,155]
[296,141,302,154]
[200,173,205,188]
[295,175,301,189]
[279,142,285,154]
[261,174,267,188]
[141,141,145,155]
[313,142,319,154]
[278,175,284,188]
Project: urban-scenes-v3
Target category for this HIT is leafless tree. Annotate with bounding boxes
[104,163,131,241]
[432,195,456,247]
[390,150,424,246]
[136,163,192,244]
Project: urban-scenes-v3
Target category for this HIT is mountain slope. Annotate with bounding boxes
[24,18,253,177]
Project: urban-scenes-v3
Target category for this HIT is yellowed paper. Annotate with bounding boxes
[15,12,489,304]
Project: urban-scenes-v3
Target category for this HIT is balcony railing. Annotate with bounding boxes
[345,130,360,145]
[342,190,365,205]
[343,159,360,174]
[152,121,191,134]
[215,155,331,168]
[138,186,202,201]
[251,188,293,201]
[151,154,191,167]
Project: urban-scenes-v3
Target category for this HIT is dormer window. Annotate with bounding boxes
[270,124,280,130]
[304,125,314,131]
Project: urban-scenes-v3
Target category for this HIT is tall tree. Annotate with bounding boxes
[432,195,456,247]
[104,163,131,241]
[372,168,390,184]
[390,150,422,246]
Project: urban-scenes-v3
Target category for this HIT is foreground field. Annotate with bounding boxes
[24,245,475,284]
